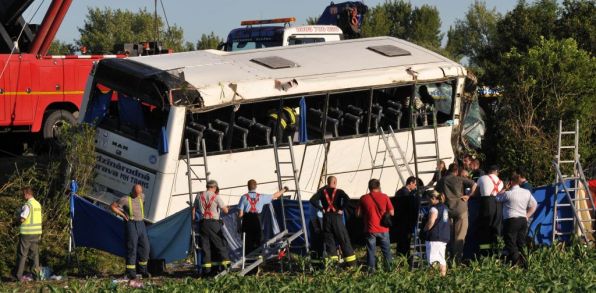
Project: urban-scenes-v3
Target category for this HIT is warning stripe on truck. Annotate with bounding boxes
[0,90,85,95]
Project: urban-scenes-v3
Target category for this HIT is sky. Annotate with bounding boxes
[23,0,520,45]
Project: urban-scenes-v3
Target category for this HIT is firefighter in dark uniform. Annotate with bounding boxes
[111,184,150,279]
[393,176,421,257]
[192,180,230,276]
[309,176,356,265]
[268,106,298,142]
[238,179,287,253]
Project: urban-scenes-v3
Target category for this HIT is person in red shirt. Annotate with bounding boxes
[357,179,395,272]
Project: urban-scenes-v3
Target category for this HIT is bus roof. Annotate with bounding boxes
[127,37,465,109]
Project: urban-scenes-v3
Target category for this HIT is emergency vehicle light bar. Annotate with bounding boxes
[241,17,296,26]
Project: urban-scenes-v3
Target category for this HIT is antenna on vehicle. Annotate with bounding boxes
[154,0,159,42]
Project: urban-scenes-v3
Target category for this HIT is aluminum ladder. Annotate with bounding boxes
[272,136,309,251]
[552,120,595,243]
[218,136,309,277]
[410,107,442,182]
[407,107,442,268]
[409,199,429,269]
[184,138,210,271]
[217,229,306,277]
[379,126,414,186]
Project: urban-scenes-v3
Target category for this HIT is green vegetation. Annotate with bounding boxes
[355,0,596,184]
[77,8,186,53]
[446,0,596,184]
[361,1,444,53]
[1,244,594,292]
[0,124,122,279]
[196,32,224,50]
[483,37,596,184]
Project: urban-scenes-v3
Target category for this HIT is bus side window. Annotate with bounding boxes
[307,108,339,139]
[373,86,410,131]
[204,126,224,152]
[182,121,206,156]
[328,90,369,136]
[237,115,271,147]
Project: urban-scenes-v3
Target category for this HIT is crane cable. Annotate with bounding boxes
[0,0,47,81]
[159,0,173,46]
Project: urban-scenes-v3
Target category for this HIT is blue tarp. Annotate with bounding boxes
[147,208,191,263]
[73,194,282,263]
[72,195,127,257]
[299,97,308,143]
[529,182,574,245]
[72,183,569,264]
[72,195,191,263]
[463,183,571,251]
[272,199,317,252]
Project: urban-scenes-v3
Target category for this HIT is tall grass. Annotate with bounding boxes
[2,244,594,292]
[0,124,122,279]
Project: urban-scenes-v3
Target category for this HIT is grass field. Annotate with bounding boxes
[1,243,594,292]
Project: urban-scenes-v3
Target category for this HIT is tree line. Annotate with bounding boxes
[324,0,595,185]
[49,0,595,185]
[48,7,223,55]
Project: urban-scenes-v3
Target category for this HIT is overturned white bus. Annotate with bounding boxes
[79,37,470,222]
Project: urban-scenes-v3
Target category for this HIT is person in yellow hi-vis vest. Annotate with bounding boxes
[268,106,297,142]
[15,187,42,282]
[111,184,151,280]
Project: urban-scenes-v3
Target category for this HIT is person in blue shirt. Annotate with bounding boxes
[238,179,287,253]
[423,190,450,277]
[514,167,534,192]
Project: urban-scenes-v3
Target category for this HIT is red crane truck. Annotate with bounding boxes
[0,0,167,139]
[0,0,118,138]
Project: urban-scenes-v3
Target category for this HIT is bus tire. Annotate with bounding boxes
[42,110,77,139]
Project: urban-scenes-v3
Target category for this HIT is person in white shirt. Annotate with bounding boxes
[476,165,504,197]
[496,174,537,265]
[474,165,504,249]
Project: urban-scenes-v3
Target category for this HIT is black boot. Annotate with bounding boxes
[139,268,151,279]
[126,269,137,280]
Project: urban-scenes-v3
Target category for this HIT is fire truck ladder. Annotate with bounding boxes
[184,138,210,271]
[552,120,595,243]
[379,126,414,186]
[217,136,309,277]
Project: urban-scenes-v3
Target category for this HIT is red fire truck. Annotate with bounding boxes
[0,0,167,139]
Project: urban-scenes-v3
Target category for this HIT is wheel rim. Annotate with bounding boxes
[51,119,70,138]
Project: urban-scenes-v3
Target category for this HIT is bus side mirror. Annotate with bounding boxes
[158,127,169,155]
[217,42,226,51]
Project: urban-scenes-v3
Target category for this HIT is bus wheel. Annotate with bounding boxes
[43,110,77,139]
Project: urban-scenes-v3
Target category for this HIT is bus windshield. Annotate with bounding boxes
[84,84,169,148]
[225,26,284,52]
[231,39,283,51]
[83,58,201,148]
[287,37,326,45]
